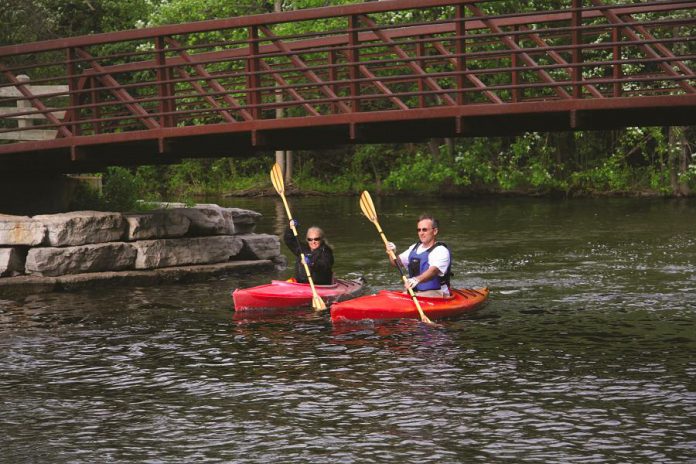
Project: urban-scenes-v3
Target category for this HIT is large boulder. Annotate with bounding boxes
[132,236,243,269]
[125,210,191,240]
[25,242,137,276]
[33,211,127,247]
[0,214,46,246]
[0,247,26,276]
[235,234,280,260]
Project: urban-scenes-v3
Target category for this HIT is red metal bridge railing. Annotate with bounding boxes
[0,0,694,171]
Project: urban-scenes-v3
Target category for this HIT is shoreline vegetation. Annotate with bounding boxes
[75,131,695,213]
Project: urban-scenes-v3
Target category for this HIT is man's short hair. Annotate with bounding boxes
[419,214,439,229]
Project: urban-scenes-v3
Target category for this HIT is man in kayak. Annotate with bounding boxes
[284,220,335,285]
[386,214,451,297]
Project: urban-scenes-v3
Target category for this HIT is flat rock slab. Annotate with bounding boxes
[132,235,243,269]
[236,234,281,260]
[33,211,127,247]
[0,260,275,297]
[0,214,46,246]
[26,242,137,277]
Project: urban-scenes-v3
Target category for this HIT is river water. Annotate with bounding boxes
[1,196,694,463]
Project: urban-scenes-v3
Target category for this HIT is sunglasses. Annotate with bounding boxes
[416,228,431,232]
[306,237,322,242]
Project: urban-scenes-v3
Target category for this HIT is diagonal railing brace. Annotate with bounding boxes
[74,48,161,130]
[359,14,458,106]
[258,25,352,114]
[165,37,255,121]
[467,3,572,99]
[591,0,695,94]
[0,65,72,138]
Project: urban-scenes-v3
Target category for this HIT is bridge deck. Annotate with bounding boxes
[1,0,694,174]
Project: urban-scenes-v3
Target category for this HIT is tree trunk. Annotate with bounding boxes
[679,129,691,196]
[445,137,455,158]
[669,126,691,196]
[428,138,442,159]
[285,151,293,184]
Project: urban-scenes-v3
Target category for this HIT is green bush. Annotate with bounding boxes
[102,166,141,211]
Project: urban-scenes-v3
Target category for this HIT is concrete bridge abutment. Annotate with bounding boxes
[0,174,101,216]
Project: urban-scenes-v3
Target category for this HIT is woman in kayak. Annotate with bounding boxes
[284,220,335,285]
[386,214,451,297]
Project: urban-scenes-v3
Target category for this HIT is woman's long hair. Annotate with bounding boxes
[307,226,332,250]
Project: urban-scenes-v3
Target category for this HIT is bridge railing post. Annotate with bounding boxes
[328,48,338,114]
[455,3,466,106]
[612,25,622,97]
[88,76,101,135]
[247,25,261,120]
[66,48,80,138]
[416,36,425,108]
[572,0,583,99]
[512,24,520,103]
[155,36,175,128]
[348,15,360,113]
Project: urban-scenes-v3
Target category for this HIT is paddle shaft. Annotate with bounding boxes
[366,206,433,324]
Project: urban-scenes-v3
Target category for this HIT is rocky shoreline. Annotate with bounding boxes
[0,203,285,296]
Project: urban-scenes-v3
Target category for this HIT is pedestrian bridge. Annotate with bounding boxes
[0,0,694,175]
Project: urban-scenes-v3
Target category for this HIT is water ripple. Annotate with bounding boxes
[2,198,696,462]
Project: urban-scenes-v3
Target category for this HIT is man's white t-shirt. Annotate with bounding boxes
[398,243,451,294]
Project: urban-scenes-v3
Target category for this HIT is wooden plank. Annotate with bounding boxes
[0,85,68,97]
[0,108,66,119]
[0,129,58,141]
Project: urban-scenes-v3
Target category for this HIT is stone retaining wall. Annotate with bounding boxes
[0,204,283,283]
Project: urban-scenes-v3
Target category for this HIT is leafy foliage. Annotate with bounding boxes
[102,166,143,211]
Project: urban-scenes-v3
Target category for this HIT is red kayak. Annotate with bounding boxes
[330,287,489,322]
[232,278,364,311]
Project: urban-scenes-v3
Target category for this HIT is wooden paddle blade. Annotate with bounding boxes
[270,163,285,195]
[359,190,378,222]
[312,295,327,311]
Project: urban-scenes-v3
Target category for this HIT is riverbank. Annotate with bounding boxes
[218,184,685,198]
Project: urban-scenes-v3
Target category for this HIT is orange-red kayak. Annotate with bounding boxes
[330,287,489,322]
[233,278,364,311]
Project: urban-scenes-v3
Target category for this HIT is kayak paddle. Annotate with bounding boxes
[270,163,327,311]
[359,190,434,325]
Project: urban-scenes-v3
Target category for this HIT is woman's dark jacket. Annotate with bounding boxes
[283,227,334,285]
